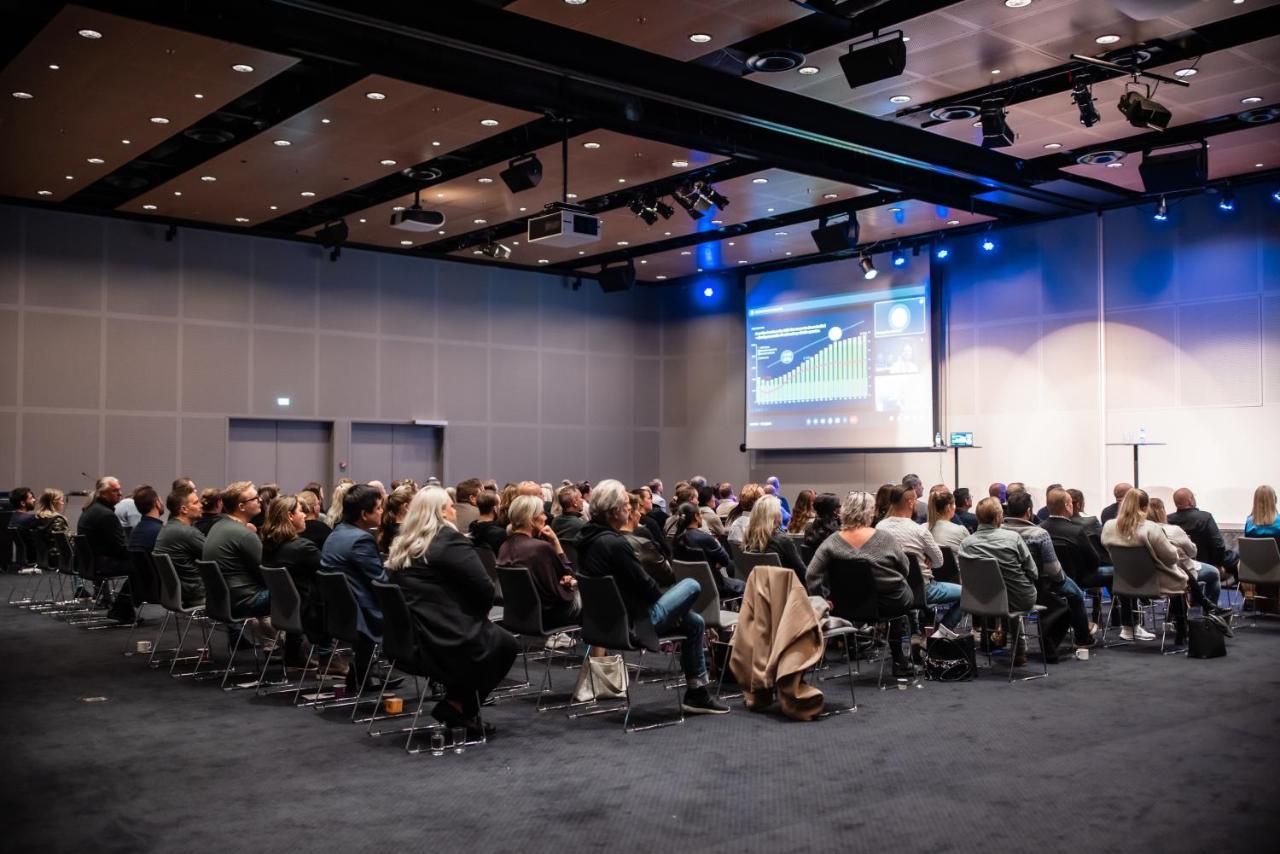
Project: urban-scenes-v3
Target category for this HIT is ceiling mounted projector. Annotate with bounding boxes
[390,190,445,233]
[527,204,601,247]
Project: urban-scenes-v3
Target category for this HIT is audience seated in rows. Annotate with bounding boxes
[697,486,728,538]
[875,485,961,628]
[953,488,979,533]
[670,502,743,598]
[498,494,580,627]
[958,497,1040,664]
[743,496,807,583]
[1167,487,1236,583]
[260,494,321,667]
[202,481,269,620]
[1147,497,1228,620]
[926,489,968,553]
[77,476,134,623]
[154,485,205,608]
[1040,487,1113,591]
[1099,482,1131,525]
[469,490,508,555]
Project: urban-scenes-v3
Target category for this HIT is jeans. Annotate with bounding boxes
[1196,563,1221,607]
[648,578,708,688]
[237,587,271,618]
[1049,574,1093,641]
[925,580,962,628]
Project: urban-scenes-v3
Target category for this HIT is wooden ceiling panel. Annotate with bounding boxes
[123,77,537,226]
[506,0,810,61]
[339,130,728,250]
[0,5,297,203]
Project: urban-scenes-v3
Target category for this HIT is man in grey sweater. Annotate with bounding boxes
[155,485,206,607]
[201,481,268,617]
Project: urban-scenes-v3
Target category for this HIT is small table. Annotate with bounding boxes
[949,445,982,490]
[1105,442,1166,489]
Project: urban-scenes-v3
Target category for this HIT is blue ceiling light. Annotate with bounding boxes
[1218,186,1235,211]
[892,249,907,267]
[981,234,996,252]
[935,244,949,260]
[702,286,714,297]
[1153,196,1168,222]
[1272,188,1280,203]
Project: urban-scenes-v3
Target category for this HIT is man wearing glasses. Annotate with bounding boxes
[202,481,270,619]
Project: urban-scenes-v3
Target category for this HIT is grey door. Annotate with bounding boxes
[349,423,442,486]
[227,419,332,489]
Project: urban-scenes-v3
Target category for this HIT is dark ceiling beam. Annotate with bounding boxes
[1023,102,1280,184]
[694,0,965,76]
[895,5,1280,126]
[69,0,1088,215]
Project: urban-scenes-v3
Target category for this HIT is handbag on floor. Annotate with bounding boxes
[1186,617,1227,659]
[572,653,629,702]
[923,634,977,681]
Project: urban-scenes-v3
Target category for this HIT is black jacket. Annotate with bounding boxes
[77,498,129,567]
[469,519,508,554]
[263,536,322,601]
[300,518,331,551]
[392,528,513,685]
[955,510,980,533]
[1041,516,1100,582]
[638,515,670,557]
[763,533,808,583]
[194,513,223,536]
[576,521,662,623]
[1167,507,1227,567]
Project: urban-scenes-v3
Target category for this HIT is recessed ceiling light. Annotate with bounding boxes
[773,231,788,236]
[431,140,440,146]
[1095,34,1121,45]
[889,95,911,104]
[1106,161,1124,168]
[785,251,793,256]
[273,139,291,146]
[582,141,601,149]
[752,177,769,184]
[1233,0,1243,4]
[231,63,254,73]
[11,91,33,99]
[193,93,204,99]
[656,275,667,280]
[150,116,169,124]
[727,242,736,246]
[300,191,316,196]
[321,118,332,124]
[78,29,102,39]
[1043,142,1063,150]
[617,241,629,246]
[737,260,748,265]
[1173,68,1197,78]
[537,259,550,264]
[689,33,712,44]
[680,251,692,256]
[798,65,820,75]
[477,177,494,184]
[392,206,405,212]
[120,139,131,144]
[671,159,689,167]
[973,119,983,127]
[48,64,59,70]
[1005,0,1032,7]
[142,204,157,210]
[617,178,626,183]
[564,0,588,5]
[380,159,397,166]
[200,175,216,182]
[578,251,585,255]
[365,91,386,100]
[474,218,487,224]
[519,206,527,211]
[64,175,74,180]
[823,192,838,199]
[767,207,775,212]
[566,193,578,199]
[400,240,413,246]
[639,259,646,264]
[269,205,278,210]
[1256,162,1265,168]
[511,240,517,245]
[711,219,723,224]
[37,190,52,196]
[480,118,499,126]
[86,157,104,164]
[234,217,250,223]
[173,191,182,196]
[947,219,960,225]
[663,231,671,236]
[1241,96,1262,104]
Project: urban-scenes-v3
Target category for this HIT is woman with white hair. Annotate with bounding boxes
[498,494,580,626]
[386,487,518,739]
[742,495,807,583]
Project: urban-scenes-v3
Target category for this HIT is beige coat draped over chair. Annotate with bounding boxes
[728,565,824,721]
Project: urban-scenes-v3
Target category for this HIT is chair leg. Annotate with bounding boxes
[404,676,430,755]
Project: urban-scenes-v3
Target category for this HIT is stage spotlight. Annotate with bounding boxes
[981,235,996,252]
[499,154,543,193]
[629,198,658,226]
[892,249,906,267]
[1072,80,1101,128]
[1218,186,1235,211]
[980,99,1014,148]
[1153,196,1168,222]
[479,241,512,260]
[1272,188,1280,203]
[598,262,636,293]
[697,181,730,211]
[673,185,711,219]
[859,254,877,280]
[1118,88,1171,131]
[703,286,715,297]
[935,244,950,260]
[654,199,675,220]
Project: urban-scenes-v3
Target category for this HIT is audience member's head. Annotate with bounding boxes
[1045,483,1062,500]
[927,488,955,529]
[812,492,841,525]
[497,483,519,524]
[988,482,1007,502]
[689,475,708,490]
[1006,482,1027,501]
[1005,490,1034,521]
[589,479,629,529]
[888,484,916,517]
[954,487,972,511]
[672,501,701,535]
[386,487,454,571]
[697,485,716,508]
[296,489,321,519]
[1113,482,1133,502]
[92,476,123,509]
[577,481,592,501]
[36,488,66,517]
[507,494,544,532]
[1046,487,1072,517]
[200,487,223,516]
[1252,484,1278,526]
[902,473,923,497]
[1067,488,1086,516]
[744,495,784,552]
[717,482,734,501]
[171,476,196,493]
[261,494,303,549]
[133,485,161,518]
[1172,487,1195,510]
[517,481,543,498]
[729,483,763,521]
[165,485,200,522]
[482,479,498,493]
[976,496,1004,526]
[302,481,325,504]
[476,490,500,520]
[341,483,383,529]
[789,488,816,525]
[383,487,414,523]
[455,477,483,507]
[873,483,895,524]
[630,486,653,514]
[763,483,777,496]
[222,481,259,522]
[1116,487,1149,539]
[1147,496,1169,524]
[673,484,698,509]
[766,476,782,493]
[557,486,583,514]
[9,486,34,512]
[257,483,280,510]
[367,480,387,499]
[839,491,876,530]
[326,481,355,527]
[648,478,664,496]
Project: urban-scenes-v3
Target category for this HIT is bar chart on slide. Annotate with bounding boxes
[753,330,870,405]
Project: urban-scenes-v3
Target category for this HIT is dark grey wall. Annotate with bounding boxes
[0,203,661,499]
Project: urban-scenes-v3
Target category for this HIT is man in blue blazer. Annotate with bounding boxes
[320,484,401,691]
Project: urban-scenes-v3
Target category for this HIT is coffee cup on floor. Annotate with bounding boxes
[1074,648,1089,661]
[136,640,152,654]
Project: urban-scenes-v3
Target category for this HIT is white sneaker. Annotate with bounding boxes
[1119,625,1156,641]
[544,632,575,651]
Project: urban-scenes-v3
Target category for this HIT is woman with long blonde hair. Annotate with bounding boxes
[325,479,355,528]
[742,495,807,582]
[1101,488,1195,644]
[1245,484,1280,542]
[385,487,517,741]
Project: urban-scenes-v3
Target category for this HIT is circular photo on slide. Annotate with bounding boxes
[888,303,912,332]
[780,349,794,365]
[827,326,843,341]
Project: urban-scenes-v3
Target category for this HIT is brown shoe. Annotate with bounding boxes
[323,654,349,677]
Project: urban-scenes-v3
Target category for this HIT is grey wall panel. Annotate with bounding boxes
[661,357,686,429]
[1104,307,1178,410]
[378,339,435,420]
[104,219,180,317]
[488,346,540,424]
[391,425,442,484]
[105,415,178,490]
[252,329,316,416]
[183,229,251,323]
[489,272,540,345]
[539,427,587,484]
[539,277,587,351]
[379,253,435,339]
[437,343,489,422]
[974,321,1041,415]
[588,427,632,486]
[445,424,488,483]
[0,205,19,305]
[1177,297,1261,407]
[349,422,394,485]
[105,318,179,411]
[586,287,637,355]
[182,324,249,414]
[1102,204,1175,310]
[633,429,660,485]
[1265,296,1280,405]
[22,412,99,494]
[488,424,532,485]
[0,412,15,486]
[275,420,332,489]
[632,357,660,428]
[437,264,490,343]
[538,352,586,426]
[1039,315,1099,413]
[318,334,377,417]
[227,419,278,483]
[1174,200,1259,302]
[0,309,17,405]
[1040,215,1098,317]
[22,311,101,409]
[587,353,633,427]
[318,247,378,333]
[253,238,317,328]
[180,417,227,491]
[23,209,103,311]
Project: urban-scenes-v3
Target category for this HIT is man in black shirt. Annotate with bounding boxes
[468,490,507,554]
[953,488,979,533]
[77,476,134,623]
[1099,482,1131,524]
[1169,487,1239,583]
[127,486,164,552]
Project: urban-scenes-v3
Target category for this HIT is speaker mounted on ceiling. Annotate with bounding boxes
[837,31,906,90]
[1138,140,1207,194]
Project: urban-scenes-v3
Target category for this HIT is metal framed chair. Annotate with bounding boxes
[671,559,741,699]
[121,550,160,655]
[65,535,129,629]
[1051,535,1109,628]
[935,546,961,585]
[150,552,208,677]
[309,571,379,712]
[474,545,502,602]
[733,549,781,582]
[195,560,261,689]
[1106,545,1183,654]
[256,567,317,699]
[1234,537,1280,627]
[825,554,913,691]
[958,555,1048,682]
[567,575,685,733]
[495,565,580,710]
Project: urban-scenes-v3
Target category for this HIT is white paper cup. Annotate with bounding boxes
[1074,648,1089,661]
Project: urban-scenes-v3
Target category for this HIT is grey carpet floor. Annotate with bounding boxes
[2,575,1279,854]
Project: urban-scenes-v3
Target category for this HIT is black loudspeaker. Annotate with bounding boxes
[810,217,859,253]
[499,154,543,193]
[1139,142,1207,193]
[838,33,906,89]
[598,264,635,293]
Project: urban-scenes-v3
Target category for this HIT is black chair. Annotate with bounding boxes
[825,555,914,690]
[65,535,128,629]
[496,565,580,710]
[474,546,502,603]
[1106,545,1183,654]
[151,552,208,677]
[1051,535,1108,626]
[9,528,49,608]
[311,571,379,712]
[732,549,781,582]
[44,531,90,619]
[567,575,684,732]
[195,559,259,689]
[256,567,315,700]
[0,509,14,571]
[121,550,160,655]
[934,546,961,585]
[958,555,1048,682]
[1238,537,1280,626]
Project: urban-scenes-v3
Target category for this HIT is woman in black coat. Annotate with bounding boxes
[259,495,323,665]
[386,487,518,738]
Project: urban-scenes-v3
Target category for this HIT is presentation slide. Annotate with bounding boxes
[744,255,935,450]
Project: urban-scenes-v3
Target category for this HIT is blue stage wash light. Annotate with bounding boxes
[935,245,949,260]
[703,286,714,297]
[981,237,995,252]
[1272,188,1280,203]
[935,205,949,220]
[1153,196,1168,221]
[1218,187,1235,211]
[892,250,906,267]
